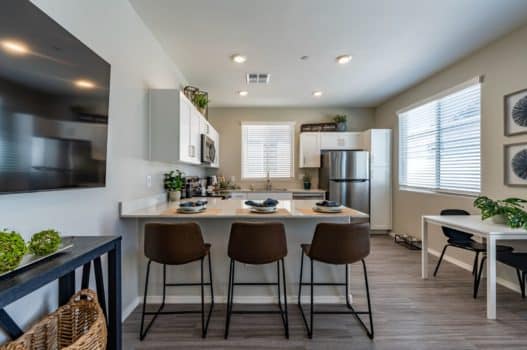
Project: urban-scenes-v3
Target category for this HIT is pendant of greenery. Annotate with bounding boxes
[28,229,62,256]
[0,229,27,273]
[473,196,527,229]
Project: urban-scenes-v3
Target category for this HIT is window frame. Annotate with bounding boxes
[397,77,482,197]
[240,121,296,180]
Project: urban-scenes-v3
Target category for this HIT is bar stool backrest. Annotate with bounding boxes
[144,222,207,265]
[309,222,370,264]
[228,222,287,264]
[440,209,472,242]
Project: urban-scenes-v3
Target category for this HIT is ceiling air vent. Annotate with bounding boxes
[246,73,270,84]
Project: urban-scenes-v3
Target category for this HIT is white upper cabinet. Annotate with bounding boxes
[320,132,363,150]
[299,132,320,168]
[149,89,218,166]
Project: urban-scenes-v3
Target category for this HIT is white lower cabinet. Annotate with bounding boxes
[247,192,293,200]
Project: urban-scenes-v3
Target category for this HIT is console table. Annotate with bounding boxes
[0,236,121,350]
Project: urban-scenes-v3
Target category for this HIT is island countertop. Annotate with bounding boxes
[120,196,369,220]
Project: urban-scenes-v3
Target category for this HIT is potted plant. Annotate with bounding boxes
[333,115,347,131]
[473,196,527,228]
[193,93,209,116]
[164,170,185,201]
[302,173,312,190]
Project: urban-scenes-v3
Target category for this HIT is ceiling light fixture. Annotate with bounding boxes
[312,90,323,97]
[74,79,96,89]
[231,54,247,63]
[1,40,29,55]
[238,90,248,97]
[336,54,352,64]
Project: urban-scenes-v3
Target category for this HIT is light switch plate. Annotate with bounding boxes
[146,175,152,188]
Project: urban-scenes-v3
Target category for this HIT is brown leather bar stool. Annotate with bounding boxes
[140,222,214,340]
[224,222,289,339]
[298,222,374,339]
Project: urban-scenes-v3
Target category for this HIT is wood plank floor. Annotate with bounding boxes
[123,236,527,349]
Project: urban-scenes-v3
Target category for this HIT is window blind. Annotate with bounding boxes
[398,81,481,194]
[242,122,294,179]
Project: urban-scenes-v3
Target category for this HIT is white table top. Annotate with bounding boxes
[423,215,527,237]
[120,197,369,220]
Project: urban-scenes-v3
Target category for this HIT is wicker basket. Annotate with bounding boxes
[1,289,107,350]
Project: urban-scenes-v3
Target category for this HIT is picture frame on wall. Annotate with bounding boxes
[504,142,527,186]
[504,88,527,136]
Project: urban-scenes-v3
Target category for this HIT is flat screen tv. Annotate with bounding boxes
[0,0,110,194]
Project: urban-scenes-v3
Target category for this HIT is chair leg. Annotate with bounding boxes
[200,258,205,338]
[224,259,234,339]
[516,269,526,299]
[345,264,352,309]
[298,251,313,337]
[345,260,374,339]
[309,258,314,339]
[523,272,526,299]
[472,251,480,276]
[140,260,165,341]
[281,258,289,339]
[433,244,449,277]
[203,251,214,337]
[474,256,486,298]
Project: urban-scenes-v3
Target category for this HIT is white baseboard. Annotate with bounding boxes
[122,297,140,322]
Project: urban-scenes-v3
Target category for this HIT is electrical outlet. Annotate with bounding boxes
[146,175,152,188]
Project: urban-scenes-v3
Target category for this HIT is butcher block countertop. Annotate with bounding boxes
[120,196,369,220]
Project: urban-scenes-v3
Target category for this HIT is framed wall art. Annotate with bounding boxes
[504,88,527,136]
[504,142,527,186]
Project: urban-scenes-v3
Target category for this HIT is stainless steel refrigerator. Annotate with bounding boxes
[319,150,370,214]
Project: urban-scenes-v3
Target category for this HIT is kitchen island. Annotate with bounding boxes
[120,195,369,304]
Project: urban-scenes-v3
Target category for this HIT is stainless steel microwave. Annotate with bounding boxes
[201,134,216,164]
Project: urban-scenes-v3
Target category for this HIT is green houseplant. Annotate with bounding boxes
[302,173,312,190]
[0,229,27,273]
[29,229,62,256]
[192,93,209,116]
[333,115,347,131]
[164,170,185,201]
[473,196,527,228]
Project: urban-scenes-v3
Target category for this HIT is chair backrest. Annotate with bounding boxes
[440,209,473,242]
[228,222,287,264]
[144,222,206,265]
[308,222,370,265]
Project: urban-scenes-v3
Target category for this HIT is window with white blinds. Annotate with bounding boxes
[241,122,294,179]
[398,79,481,195]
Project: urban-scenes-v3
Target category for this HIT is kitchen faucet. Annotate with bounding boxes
[265,171,272,191]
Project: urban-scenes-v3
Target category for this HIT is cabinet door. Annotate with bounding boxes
[247,192,292,200]
[189,108,201,164]
[179,96,192,163]
[299,133,320,168]
[199,116,210,135]
[320,132,362,150]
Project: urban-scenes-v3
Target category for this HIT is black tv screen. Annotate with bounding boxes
[0,0,110,194]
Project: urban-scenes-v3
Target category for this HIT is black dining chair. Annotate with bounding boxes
[433,209,513,298]
[478,251,527,299]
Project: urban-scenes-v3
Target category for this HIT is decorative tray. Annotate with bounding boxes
[0,239,74,278]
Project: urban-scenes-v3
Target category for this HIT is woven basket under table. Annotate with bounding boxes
[0,289,107,350]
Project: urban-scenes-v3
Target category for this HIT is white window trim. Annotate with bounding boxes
[397,76,482,197]
[240,121,296,180]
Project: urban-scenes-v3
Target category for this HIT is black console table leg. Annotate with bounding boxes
[94,257,107,320]
[0,309,23,339]
[58,271,75,306]
[81,262,91,289]
[108,241,122,350]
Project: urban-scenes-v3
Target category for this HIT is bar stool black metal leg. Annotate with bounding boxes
[309,258,314,339]
[200,258,205,338]
[361,259,374,339]
[224,259,234,339]
[139,261,167,341]
[298,252,304,306]
[281,258,289,339]
[433,244,449,277]
[345,264,352,309]
[139,260,152,340]
[201,252,214,338]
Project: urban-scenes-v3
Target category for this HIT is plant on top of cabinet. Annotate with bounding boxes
[473,196,527,228]
[28,229,62,256]
[0,229,27,273]
[302,173,312,190]
[333,115,347,131]
[164,170,185,201]
[192,93,209,117]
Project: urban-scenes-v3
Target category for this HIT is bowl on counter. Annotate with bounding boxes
[177,200,208,213]
[313,200,344,213]
[245,198,279,213]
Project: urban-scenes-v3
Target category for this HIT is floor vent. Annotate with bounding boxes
[246,73,270,84]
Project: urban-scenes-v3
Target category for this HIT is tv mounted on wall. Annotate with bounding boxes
[0,0,111,194]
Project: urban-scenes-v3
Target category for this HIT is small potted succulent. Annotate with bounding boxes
[193,93,209,116]
[164,170,185,201]
[333,115,347,131]
[473,196,527,228]
[0,229,27,273]
[28,229,62,256]
[302,173,312,190]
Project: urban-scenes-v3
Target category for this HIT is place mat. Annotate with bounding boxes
[161,208,222,216]
[236,208,291,216]
[297,207,356,216]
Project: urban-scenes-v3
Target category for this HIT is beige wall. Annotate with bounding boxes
[208,107,375,189]
[375,24,527,286]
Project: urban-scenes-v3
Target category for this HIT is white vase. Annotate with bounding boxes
[491,214,506,224]
[169,190,181,202]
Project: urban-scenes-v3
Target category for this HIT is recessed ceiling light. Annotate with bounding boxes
[74,79,96,89]
[336,54,352,64]
[312,90,323,97]
[238,90,248,97]
[1,40,29,55]
[231,54,247,63]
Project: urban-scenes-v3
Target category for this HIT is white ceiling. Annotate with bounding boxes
[130,0,527,108]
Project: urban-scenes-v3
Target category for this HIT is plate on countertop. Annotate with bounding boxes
[176,207,207,214]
